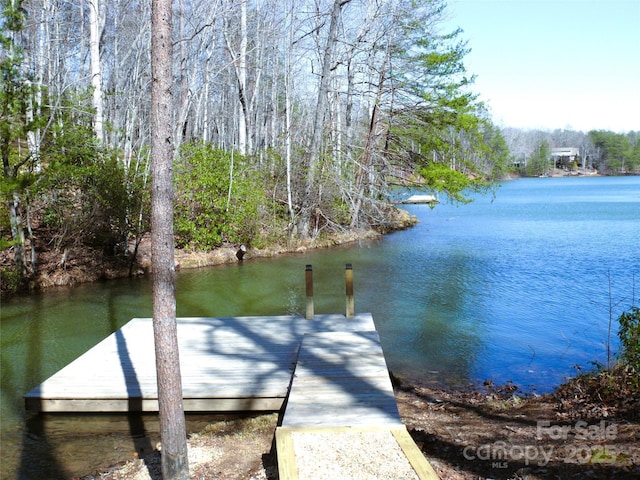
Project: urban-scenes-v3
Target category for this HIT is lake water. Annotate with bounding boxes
[1,175,639,478]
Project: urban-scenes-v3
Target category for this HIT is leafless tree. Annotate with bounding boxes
[10,0,486,251]
[88,0,104,141]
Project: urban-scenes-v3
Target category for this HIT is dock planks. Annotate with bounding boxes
[281,330,402,428]
[24,314,376,413]
[276,330,439,479]
[26,312,439,478]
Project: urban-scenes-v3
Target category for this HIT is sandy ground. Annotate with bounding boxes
[85,380,639,480]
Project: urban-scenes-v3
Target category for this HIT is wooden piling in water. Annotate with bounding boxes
[345,263,354,318]
[305,264,314,320]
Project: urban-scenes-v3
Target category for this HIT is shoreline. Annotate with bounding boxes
[2,209,417,296]
[5,373,636,480]
[89,375,639,480]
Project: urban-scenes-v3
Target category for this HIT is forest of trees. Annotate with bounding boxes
[1,0,636,292]
[503,128,640,177]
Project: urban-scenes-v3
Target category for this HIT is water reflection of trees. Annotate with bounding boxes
[367,243,487,387]
[19,294,68,479]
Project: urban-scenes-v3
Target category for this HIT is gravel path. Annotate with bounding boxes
[291,430,420,480]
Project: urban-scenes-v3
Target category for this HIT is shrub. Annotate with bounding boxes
[618,305,640,374]
[42,152,132,253]
[0,266,22,294]
[174,143,265,249]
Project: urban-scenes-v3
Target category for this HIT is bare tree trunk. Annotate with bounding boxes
[300,0,351,237]
[150,0,189,477]
[89,0,104,142]
[351,48,387,228]
[8,193,27,276]
[238,0,248,154]
[27,1,47,172]
[177,0,188,148]
[224,0,249,155]
[284,0,295,228]
[2,8,28,278]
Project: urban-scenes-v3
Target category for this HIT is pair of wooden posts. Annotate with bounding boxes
[305,264,355,319]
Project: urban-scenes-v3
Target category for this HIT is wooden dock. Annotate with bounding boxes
[276,330,439,479]
[281,331,402,428]
[25,312,439,479]
[396,194,439,204]
[24,314,376,413]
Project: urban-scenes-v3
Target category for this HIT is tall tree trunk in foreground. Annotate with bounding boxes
[150,0,189,478]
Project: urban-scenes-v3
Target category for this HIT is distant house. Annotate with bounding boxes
[551,147,581,168]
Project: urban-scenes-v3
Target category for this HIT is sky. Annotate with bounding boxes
[443,0,640,133]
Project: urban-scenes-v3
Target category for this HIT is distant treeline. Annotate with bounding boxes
[502,128,640,176]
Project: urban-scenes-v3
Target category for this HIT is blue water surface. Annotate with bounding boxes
[373,176,640,390]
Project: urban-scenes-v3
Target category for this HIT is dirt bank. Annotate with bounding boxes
[3,230,376,293]
[86,373,638,480]
[2,209,418,295]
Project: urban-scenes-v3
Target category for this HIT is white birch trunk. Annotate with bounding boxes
[89,0,104,142]
[284,0,295,225]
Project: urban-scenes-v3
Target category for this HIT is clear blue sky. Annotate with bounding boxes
[444,0,640,133]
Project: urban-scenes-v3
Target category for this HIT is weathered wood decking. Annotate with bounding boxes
[24,314,376,413]
[276,330,439,479]
[396,194,439,204]
[281,331,402,428]
[25,312,439,479]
